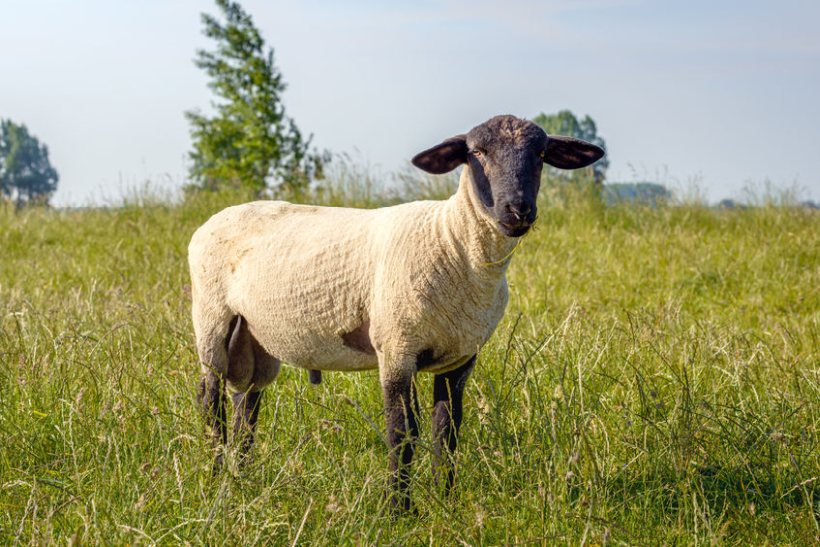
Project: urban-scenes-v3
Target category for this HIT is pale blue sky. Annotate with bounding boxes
[2,0,818,204]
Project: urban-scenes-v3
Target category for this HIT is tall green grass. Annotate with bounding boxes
[0,177,817,544]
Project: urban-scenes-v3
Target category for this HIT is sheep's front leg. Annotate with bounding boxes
[232,390,263,456]
[381,370,419,513]
[432,355,475,493]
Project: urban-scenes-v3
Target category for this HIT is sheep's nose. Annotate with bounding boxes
[507,202,532,221]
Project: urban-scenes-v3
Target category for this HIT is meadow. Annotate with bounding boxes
[0,176,817,544]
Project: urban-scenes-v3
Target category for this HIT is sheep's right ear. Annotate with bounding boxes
[412,135,468,174]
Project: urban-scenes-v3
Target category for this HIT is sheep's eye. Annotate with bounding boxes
[539,150,546,161]
[471,149,484,158]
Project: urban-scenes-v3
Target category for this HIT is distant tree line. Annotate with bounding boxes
[604,182,671,206]
[0,119,59,208]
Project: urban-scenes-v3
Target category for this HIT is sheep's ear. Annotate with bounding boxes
[412,135,468,174]
[543,135,605,170]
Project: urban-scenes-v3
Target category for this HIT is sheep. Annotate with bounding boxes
[188,114,604,512]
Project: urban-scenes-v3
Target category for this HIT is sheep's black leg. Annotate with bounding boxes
[432,355,475,493]
[382,374,419,513]
[197,370,227,471]
[232,389,263,457]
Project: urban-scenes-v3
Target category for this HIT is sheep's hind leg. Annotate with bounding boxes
[232,390,263,456]
[197,369,228,473]
[196,315,241,472]
[432,355,475,493]
[228,316,279,460]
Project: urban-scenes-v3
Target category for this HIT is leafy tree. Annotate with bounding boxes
[533,110,608,183]
[186,0,324,196]
[0,119,59,207]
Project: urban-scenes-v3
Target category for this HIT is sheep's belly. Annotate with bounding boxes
[249,323,379,372]
[281,344,379,372]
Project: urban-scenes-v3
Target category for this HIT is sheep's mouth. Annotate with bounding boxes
[498,221,531,237]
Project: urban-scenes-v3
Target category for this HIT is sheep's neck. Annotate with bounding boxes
[438,168,519,278]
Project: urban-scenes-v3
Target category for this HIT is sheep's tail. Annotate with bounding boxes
[308,370,322,385]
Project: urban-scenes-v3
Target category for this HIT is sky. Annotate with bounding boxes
[2,0,819,205]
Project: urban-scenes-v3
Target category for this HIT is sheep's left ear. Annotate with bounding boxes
[543,135,605,170]
[412,135,468,174]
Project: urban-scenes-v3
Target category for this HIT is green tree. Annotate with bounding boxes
[533,110,608,183]
[186,0,324,196]
[0,119,59,207]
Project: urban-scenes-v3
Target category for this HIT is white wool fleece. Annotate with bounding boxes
[188,166,518,391]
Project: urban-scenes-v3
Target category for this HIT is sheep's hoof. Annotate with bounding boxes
[234,447,256,471]
[385,493,417,518]
[308,370,322,385]
[210,452,225,476]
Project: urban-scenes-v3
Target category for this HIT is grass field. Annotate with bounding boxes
[0,183,817,544]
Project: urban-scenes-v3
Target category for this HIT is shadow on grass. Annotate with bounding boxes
[595,463,817,515]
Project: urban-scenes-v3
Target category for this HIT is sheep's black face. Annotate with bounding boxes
[412,115,605,238]
[465,117,546,237]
